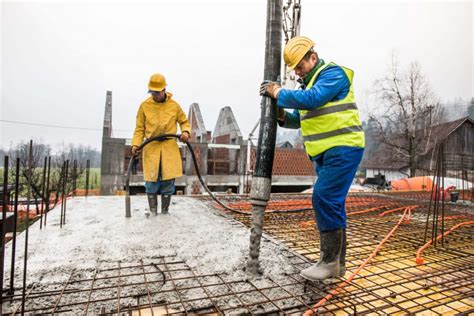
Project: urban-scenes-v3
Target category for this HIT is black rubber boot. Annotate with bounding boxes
[147,194,158,216]
[300,229,343,281]
[161,195,171,214]
[340,228,347,276]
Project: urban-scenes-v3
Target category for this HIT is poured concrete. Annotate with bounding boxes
[4,196,297,288]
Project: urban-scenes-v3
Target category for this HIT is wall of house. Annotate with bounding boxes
[366,168,409,182]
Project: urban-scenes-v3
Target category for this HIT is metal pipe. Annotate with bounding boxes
[246,120,260,193]
[247,0,282,275]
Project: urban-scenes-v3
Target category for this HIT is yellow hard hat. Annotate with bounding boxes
[283,36,315,69]
[148,73,167,92]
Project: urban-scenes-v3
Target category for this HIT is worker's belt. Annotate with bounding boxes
[303,125,363,142]
[301,102,358,121]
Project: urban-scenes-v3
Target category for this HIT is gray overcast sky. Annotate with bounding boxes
[1,0,472,150]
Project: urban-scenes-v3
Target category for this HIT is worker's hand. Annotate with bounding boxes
[180,131,190,143]
[278,108,286,121]
[131,145,141,156]
[260,80,282,99]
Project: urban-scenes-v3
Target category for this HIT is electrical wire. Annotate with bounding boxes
[0,119,132,132]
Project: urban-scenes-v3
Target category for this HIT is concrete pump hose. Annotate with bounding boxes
[125,134,248,216]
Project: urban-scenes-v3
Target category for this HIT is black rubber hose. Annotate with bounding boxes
[125,134,248,215]
[125,134,312,215]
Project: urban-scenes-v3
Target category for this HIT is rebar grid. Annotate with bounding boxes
[3,254,341,315]
[3,193,473,314]
[207,193,474,314]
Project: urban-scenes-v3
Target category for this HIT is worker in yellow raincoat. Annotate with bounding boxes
[131,73,191,215]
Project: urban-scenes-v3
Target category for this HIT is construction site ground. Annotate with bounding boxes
[3,192,474,315]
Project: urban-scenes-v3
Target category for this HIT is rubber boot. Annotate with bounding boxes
[300,229,343,281]
[340,228,347,276]
[161,195,171,214]
[147,194,158,216]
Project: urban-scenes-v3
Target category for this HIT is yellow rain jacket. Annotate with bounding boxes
[131,93,191,182]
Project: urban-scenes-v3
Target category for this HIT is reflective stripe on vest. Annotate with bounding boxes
[299,62,365,157]
[300,102,358,120]
[303,125,363,142]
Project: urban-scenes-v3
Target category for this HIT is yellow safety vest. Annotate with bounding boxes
[299,62,365,157]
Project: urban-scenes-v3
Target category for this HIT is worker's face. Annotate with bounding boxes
[294,53,318,79]
[151,89,166,103]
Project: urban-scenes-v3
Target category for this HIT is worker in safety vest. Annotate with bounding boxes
[260,36,365,281]
[131,73,191,215]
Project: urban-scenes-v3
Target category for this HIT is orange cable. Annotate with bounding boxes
[415,220,474,265]
[303,206,412,316]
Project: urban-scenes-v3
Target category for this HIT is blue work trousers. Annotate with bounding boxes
[145,166,175,195]
[312,146,364,232]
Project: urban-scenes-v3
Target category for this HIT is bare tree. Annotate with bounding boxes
[468,98,474,120]
[370,55,445,176]
[7,141,90,210]
[8,141,52,209]
[54,143,87,191]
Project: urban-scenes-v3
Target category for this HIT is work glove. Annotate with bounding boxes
[180,131,190,143]
[260,80,282,99]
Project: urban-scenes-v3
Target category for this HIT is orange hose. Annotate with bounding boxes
[415,220,474,265]
[303,207,411,316]
[442,215,474,221]
[347,204,392,216]
[379,205,418,217]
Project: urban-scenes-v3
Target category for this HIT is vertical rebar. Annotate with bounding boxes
[43,157,51,227]
[424,145,439,243]
[21,140,33,315]
[39,156,47,229]
[247,0,282,275]
[461,153,465,201]
[85,159,90,197]
[1,156,9,312]
[60,161,66,229]
[432,148,442,247]
[440,144,445,247]
[9,158,20,296]
[426,144,442,245]
[62,160,69,226]
[72,160,77,197]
